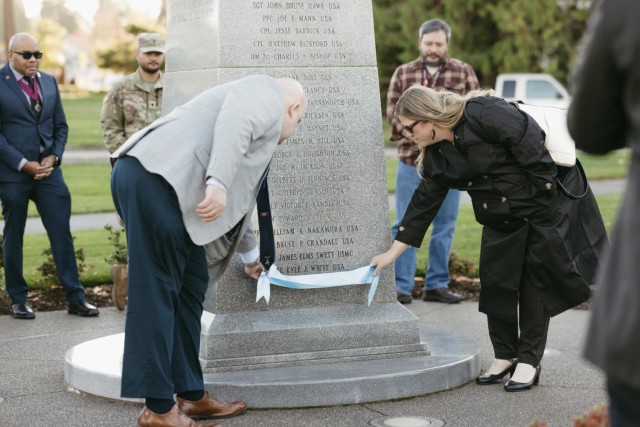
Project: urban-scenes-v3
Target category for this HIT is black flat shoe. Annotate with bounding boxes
[476,358,517,385]
[10,303,35,319]
[68,299,100,317]
[504,365,541,392]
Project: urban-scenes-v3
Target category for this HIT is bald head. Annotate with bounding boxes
[8,33,38,51]
[277,78,308,143]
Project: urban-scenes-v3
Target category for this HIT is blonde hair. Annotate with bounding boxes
[394,85,495,174]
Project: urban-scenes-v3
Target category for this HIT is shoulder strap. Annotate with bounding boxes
[556,158,589,199]
[463,99,492,141]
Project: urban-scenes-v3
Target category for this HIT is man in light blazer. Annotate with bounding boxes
[0,33,99,319]
[111,75,307,427]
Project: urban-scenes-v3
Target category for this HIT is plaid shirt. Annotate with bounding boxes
[387,55,479,165]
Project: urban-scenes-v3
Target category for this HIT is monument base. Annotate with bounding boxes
[64,326,479,407]
[200,304,429,372]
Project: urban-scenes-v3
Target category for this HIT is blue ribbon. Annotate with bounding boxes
[256,264,380,306]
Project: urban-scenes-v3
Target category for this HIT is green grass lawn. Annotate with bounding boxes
[27,162,114,217]
[63,92,106,149]
[20,228,116,286]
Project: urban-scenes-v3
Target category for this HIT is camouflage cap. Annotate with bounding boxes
[137,33,165,53]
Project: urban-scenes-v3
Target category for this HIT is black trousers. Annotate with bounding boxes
[487,269,550,366]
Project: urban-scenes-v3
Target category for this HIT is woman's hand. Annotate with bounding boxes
[370,241,410,275]
[370,252,396,275]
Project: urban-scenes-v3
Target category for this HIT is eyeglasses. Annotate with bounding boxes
[13,51,43,60]
[402,120,421,134]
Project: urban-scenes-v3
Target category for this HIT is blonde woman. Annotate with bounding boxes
[371,86,607,391]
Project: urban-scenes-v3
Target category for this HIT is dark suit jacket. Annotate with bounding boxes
[0,63,68,183]
[568,0,640,389]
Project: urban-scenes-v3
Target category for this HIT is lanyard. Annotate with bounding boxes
[422,64,442,88]
[18,77,40,104]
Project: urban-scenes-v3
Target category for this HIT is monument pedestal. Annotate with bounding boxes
[200,304,428,372]
[64,324,479,407]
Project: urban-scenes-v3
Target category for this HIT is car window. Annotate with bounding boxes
[526,80,562,99]
[501,80,516,98]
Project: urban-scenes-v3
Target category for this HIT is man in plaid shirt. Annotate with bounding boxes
[387,19,479,304]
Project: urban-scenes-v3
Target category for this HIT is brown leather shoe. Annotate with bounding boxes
[177,392,247,419]
[138,405,220,427]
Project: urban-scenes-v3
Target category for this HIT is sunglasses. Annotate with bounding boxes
[402,120,421,134]
[13,51,43,60]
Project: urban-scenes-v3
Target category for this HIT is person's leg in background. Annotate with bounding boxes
[607,377,640,427]
[392,161,421,303]
[33,174,87,304]
[423,189,463,303]
[0,182,31,306]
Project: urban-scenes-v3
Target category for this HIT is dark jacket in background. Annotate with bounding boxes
[568,0,640,390]
[397,96,607,321]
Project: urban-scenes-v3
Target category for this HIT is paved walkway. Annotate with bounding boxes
[0,301,608,427]
[0,149,612,425]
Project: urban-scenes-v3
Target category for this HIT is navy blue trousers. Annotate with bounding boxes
[0,170,85,304]
[111,156,208,399]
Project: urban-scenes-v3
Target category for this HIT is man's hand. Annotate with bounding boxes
[40,154,57,169]
[22,160,53,180]
[244,262,264,279]
[196,184,227,222]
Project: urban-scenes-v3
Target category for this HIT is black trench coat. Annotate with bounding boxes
[396,96,608,321]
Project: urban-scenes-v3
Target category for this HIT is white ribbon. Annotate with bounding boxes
[256,264,380,306]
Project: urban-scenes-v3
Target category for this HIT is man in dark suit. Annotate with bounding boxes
[111,75,307,426]
[0,33,98,319]
[568,0,640,425]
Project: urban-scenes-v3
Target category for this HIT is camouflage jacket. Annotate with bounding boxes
[100,69,163,153]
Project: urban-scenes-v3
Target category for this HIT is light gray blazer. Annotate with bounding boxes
[112,75,284,247]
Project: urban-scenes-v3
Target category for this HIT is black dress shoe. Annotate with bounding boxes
[68,300,100,317]
[423,288,464,303]
[397,293,412,304]
[10,303,35,319]
[476,358,517,384]
[504,365,541,392]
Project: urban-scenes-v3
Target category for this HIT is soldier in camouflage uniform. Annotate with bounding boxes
[101,32,165,154]
[100,33,165,310]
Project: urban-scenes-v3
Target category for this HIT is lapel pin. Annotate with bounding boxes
[5,75,9,80]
